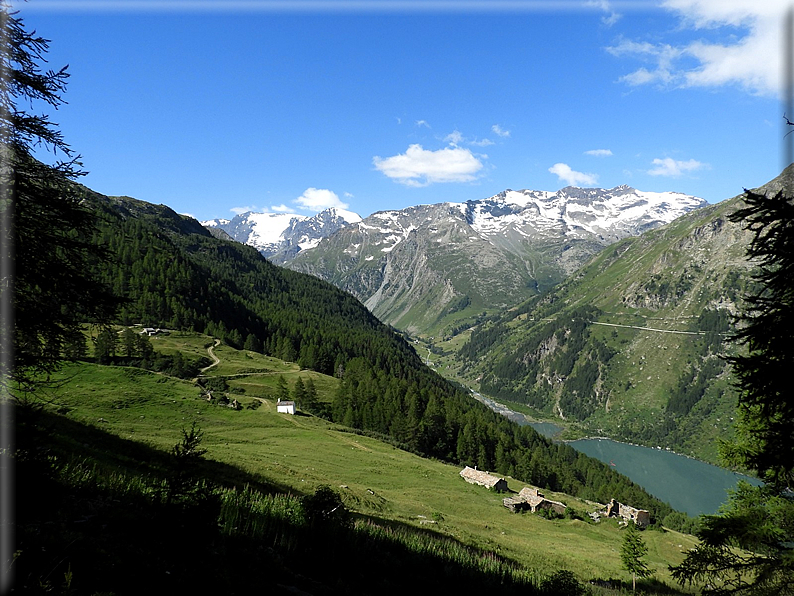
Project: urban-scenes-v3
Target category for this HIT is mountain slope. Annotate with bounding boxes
[444,169,784,463]
[287,186,706,335]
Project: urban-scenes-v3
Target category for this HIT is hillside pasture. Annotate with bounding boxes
[41,337,701,591]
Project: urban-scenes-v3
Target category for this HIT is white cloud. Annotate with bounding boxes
[373,144,485,187]
[294,188,349,211]
[548,163,599,186]
[585,149,613,157]
[585,0,621,26]
[647,157,707,177]
[444,129,494,147]
[445,130,464,146]
[491,124,511,138]
[271,204,292,213]
[608,1,788,96]
[416,119,430,128]
[606,39,682,86]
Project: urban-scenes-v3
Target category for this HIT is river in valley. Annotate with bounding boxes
[471,391,760,517]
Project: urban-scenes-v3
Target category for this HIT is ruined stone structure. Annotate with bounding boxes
[459,466,509,492]
[605,499,650,528]
[503,486,567,515]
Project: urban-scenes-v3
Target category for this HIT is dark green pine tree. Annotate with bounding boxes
[620,522,652,591]
[302,377,319,414]
[2,8,118,391]
[723,188,794,487]
[243,333,261,353]
[120,327,137,358]
[94,328,117,364]
[292,377,307,409]
[275,375,290,403]
[135,333,154,362]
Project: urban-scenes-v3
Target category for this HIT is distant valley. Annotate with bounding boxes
[429,168,794,464]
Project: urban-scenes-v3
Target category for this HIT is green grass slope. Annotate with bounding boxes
[68,187,688,524]
[14,336,700,594]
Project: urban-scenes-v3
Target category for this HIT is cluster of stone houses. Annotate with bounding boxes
[139,327,165,336]
[458,467,567,515]
[459,466,650,527]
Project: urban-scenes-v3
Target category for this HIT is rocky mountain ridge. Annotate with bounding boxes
[286,185,707,334]
[202,207,362,264]
[436,164,794,463]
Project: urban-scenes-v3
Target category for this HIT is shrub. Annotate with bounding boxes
[541,570,585,596]
[301,485,351,529]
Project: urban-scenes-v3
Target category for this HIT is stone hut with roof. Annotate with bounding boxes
[459,466,509,492]
[503,487,567,515]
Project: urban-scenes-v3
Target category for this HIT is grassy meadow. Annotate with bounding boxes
[28,331,701,593]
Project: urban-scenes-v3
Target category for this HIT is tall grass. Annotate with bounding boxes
[352,518,540,587]
[52,456,539,591]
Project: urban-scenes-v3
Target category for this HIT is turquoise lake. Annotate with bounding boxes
[474,392,759,516]
[567,438,761,517]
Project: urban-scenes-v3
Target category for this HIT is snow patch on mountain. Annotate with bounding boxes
[458,185,706,242]
[202,207,362,263]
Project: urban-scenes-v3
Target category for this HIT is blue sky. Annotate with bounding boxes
[14,0,789,220]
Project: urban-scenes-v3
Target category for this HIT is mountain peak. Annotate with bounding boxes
[203,207,362,263]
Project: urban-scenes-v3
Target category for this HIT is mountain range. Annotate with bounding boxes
[284,185,707,334]
[202,207,362,265]
[61,179,676,519]
[196,171,786,463]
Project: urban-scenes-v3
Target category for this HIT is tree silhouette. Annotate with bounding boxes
[1,8,117,391]
[723,188,794,488]
[671,184,794,596]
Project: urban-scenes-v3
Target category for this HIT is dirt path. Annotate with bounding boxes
[199,339,221,373]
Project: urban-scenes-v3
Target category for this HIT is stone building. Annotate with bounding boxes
[459,466,509,492]
[503,486,567,515]
[605,499,650,528]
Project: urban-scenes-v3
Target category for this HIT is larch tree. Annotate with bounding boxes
[620,521,652,591]
[1,10,118,592]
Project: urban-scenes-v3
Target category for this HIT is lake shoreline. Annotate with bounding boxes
[469,388,760,516]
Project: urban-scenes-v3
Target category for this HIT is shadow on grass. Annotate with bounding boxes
[10,405,543,595]
[29,405,298,495]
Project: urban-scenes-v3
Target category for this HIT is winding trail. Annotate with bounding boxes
[199,339,221,373]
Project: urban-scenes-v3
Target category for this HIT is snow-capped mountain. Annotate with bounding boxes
[202,207,362,264]
[466,185,706,242]
[286,185,707,334]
